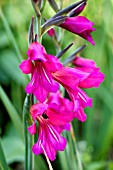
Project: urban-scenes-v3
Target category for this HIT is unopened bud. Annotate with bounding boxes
[68,1,86,17]
[47,28,55,37]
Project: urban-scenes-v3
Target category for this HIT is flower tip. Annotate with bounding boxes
[28,123,37,135]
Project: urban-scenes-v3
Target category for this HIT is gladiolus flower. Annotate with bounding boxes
[73,56,105,88]
[19,42,62,102]
[52,67,92,110]
[28,101,74,161]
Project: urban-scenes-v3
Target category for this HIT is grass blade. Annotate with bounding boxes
[0,138,9,170]
[0,85,23,140]
[0,8,22,62]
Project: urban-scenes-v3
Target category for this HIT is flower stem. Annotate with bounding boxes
[70,124,83,170]
[37,13,42,43]
[23,94,34,170]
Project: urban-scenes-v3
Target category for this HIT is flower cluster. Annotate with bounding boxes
[19,0,105,161]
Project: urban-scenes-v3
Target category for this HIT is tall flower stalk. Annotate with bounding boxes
[19,0,105,169]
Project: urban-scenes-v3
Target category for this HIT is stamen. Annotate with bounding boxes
[41,144,54,170]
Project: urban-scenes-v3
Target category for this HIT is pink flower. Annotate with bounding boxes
[48,91,87,123]
[52,67,92,110]
[59,16,96,45]
[47,28,55,37]
[19,42,62,102]
[28,101,74,161]
[47,91,74,112]
[73,56,105,88]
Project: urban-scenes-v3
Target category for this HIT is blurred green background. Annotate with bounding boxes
[0,0,113,170]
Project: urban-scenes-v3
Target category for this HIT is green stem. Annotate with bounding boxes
[52,36,61,53]
[37,14,42,43]
[70,124,83,170]
[24,114,28,170]
[23,94,34,170]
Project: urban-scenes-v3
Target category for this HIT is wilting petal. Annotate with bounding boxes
[19,60,34,74]
[28,122,37,135]
[73,56,96,68]
[60,16,96,45]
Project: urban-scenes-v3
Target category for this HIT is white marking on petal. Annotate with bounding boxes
[78,92,87,103]
[47,124,59,142]
[42,67,52,84]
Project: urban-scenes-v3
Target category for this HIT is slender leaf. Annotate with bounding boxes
[0,8,22,62]
[0,85,23,140]
[0,139,9,170]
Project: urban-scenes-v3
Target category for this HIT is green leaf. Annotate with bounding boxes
[0,8,22,62]
[2,137,24,164]
[0,85,24,140]
[0,50,26,86]
[34,155,48,170]
[0,139,9,170]
[48,0,59,12]
[1,122,24,164]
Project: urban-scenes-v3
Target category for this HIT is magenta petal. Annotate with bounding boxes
[73,56,96,68]
[45,54,63,72]
[55,123,71,134]
[44,142,56,161]
[47,124,67,151]
[33,86,49,103]
[19,60,33,74]
[78,67,105,88]
[30,103,48,119]
[60,16,96,45]
[28,123,37,135]
[47,28,55,37]
[77,88,92,108]
[32,141,43,155]
[53,67,80,90]
[74,107,87,122]
[63,123,71,131]
[47,107,74,126]
[27,42,47,61]
[25,62,59,102]
[48,91,74,111]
